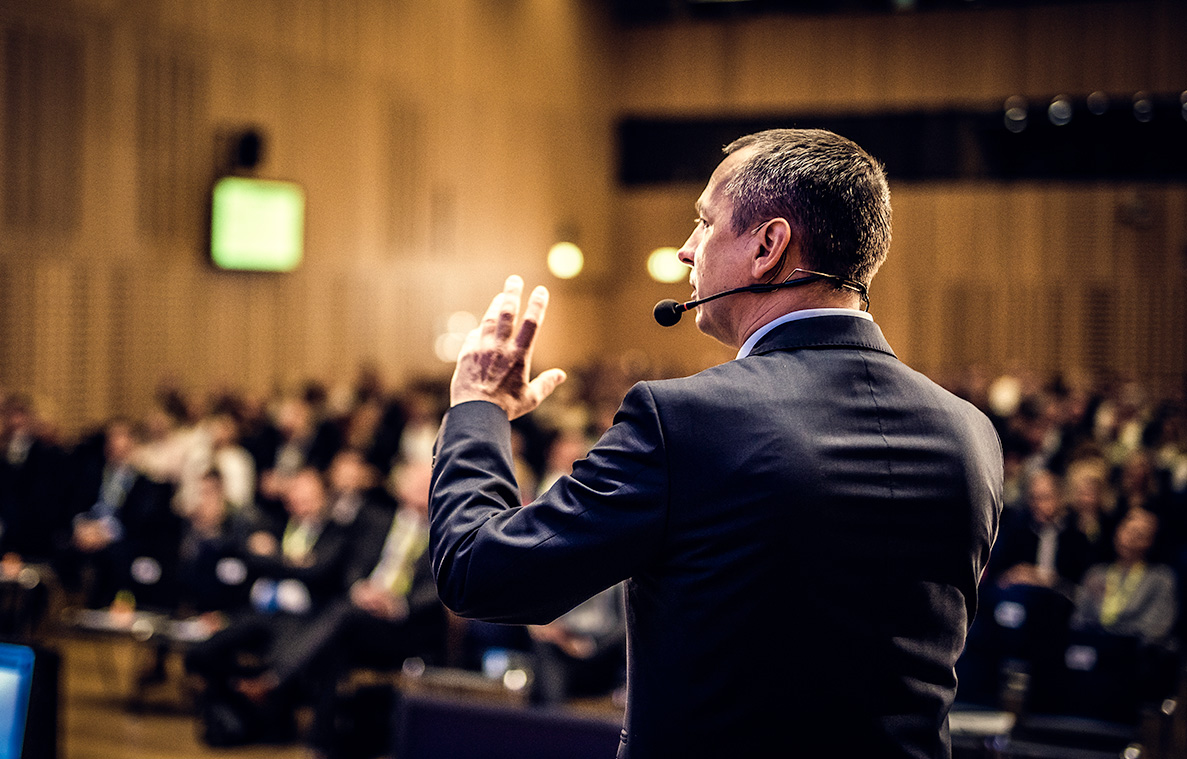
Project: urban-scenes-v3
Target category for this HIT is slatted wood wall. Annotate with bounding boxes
[607,1,1187,392]
[0,0,1182,434]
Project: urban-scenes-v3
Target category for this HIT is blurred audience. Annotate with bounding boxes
[0,362,1184,748]
[1064,457,1118,566]
[234,459,446,758]
[184,467,353,745]
[0,393,68,563]
[1071,508,1177,646]
[989,468,1091,593]
[528,583,626,707]
[59,418,178,609]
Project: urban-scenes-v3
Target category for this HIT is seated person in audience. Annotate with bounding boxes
[177,408,257,519]
[133,388,195,485]
[58,418,177,609]
[232,459,445,757]
[325,447,395,533]
[1072,508,1177,646]
[528,582,626,706]
[254,395,341,522]
[175,469,257,621]
[989,468,1091,593]
[1114,449,1162,517]
[184,467,353,746]
[1066,457,1119,566]
[0,393,69,565]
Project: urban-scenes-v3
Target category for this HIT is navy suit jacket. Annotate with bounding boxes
[430,315,1003,759]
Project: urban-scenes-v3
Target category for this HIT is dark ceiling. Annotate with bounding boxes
[604,0,1112,25]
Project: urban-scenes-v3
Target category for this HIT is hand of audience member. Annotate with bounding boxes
[449,275,567,420]
[530,622,596,659]
[197,611,228,635]
[73,520,112,552]
[0,553,23,580]
[258,470,285,499]
[998,563,1054,589]
[247,530,279,556]
[350,579,409,621]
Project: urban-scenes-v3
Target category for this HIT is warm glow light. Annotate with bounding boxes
[435,311,478,363]
[446,310,478,335]
[547,241,584,279]
[647,247,687,283]
[435,332,466,363]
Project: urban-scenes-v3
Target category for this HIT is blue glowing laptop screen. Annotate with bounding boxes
[0,644,34,759]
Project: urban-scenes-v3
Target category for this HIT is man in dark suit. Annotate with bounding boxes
[430,129,1004,758]
[234,458,446,757]
[0,394,69,564]
[989,468,1091,593]
[57,418,178,609]
[185,467,353,746]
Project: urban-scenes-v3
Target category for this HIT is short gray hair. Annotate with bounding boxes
[723,129,891,286]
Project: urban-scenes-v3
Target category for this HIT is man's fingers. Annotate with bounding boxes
[515,285,549,352]
[479,275,523,342]
[458,325,481,358]
[455,276,564,417]
[495,275,523,341]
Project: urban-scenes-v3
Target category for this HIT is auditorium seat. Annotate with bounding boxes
[395,690,622,759]
[1000,630,1169,759]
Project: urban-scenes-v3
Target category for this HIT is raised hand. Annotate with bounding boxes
[449,275,567,420]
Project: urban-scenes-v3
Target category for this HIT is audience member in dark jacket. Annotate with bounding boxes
[0,394,70,563]
[184,467,352,746]
[990,468,1091,594]
[234,459,446,757]
[57,419,178,608]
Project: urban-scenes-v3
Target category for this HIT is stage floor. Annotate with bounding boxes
[55,632,315,759]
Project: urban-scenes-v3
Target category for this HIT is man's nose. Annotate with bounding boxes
[677,233,697,266]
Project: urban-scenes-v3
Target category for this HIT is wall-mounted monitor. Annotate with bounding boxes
[210,176,305,272]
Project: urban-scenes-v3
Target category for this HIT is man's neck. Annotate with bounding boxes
[732,289,864,348]
[735,301,871,360]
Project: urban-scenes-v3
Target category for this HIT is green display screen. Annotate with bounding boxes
[210,176,305,271]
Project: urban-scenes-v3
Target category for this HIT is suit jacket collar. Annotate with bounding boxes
[747,315,897,358]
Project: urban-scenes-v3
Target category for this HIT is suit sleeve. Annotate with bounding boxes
[429,384,668,625]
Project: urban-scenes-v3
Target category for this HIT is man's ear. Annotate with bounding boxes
[751,218,795,281]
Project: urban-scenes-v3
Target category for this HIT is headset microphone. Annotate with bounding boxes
[652,299,686,327]
[653,269,869,327]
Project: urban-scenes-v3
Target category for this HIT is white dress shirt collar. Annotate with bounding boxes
[736,308,874,360]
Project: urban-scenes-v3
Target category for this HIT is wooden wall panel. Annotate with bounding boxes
[0,0,1183,436]
[2,22,85,231]
[608,1,1186,395]
[135,46,208,243]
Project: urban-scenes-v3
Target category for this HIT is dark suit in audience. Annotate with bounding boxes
[990,469,1091,592]
[0,396,69,563]
[235,460,445,756]
[56,420,178,608]
[185,468,352,746]
[250,396,342,524]
[174,470,256,616]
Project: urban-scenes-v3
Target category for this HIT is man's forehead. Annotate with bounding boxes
[699,147,752,211]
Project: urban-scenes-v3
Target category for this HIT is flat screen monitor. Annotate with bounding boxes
[210,176,305,272]
[0,644,34,759]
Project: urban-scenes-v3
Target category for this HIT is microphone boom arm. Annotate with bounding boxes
[653,269,869,327]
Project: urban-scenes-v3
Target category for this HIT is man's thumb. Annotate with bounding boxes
[530,368,567,402]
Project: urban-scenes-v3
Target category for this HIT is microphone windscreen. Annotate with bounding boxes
[653,299,683,327]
